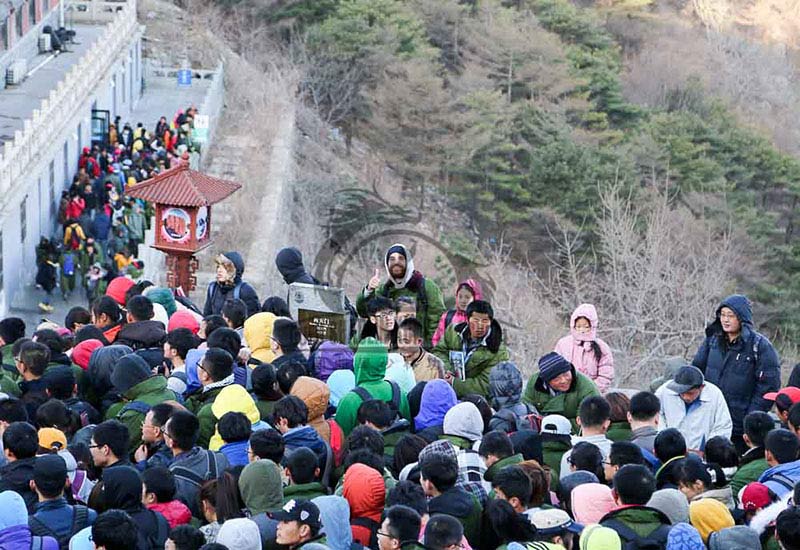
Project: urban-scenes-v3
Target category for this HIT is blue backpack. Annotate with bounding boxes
[63,253,75,277]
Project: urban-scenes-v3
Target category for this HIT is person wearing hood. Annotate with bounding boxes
[647,489,690,526]
[208,383,270,451]
[312,495,354,550]
[692,294,780,453]
[555,304,614,393]
[291,376,332,443]
[356,244,445,348]
[488,362,539,433]
[688,498,734,544]
[109,354,177,455]
[571,483,617,525]
[114,295,167,369]
[239,459,282,547]
[244,312,278,364]
[335,338,411,436]
[414,379,457,438]
[432,279,481,347]
[343,462,386,547]
[523,352,601,433]
[88,344,133,416]
[599,465,672,547]
[100,466,170,549]
[433,300,509,399]
[203,251,260,318]
[441,402,490,494]
[665,523,705,550]
[0,490,58,550]
[275,247,319,287]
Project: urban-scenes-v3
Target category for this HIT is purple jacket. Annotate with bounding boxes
[414,379,458,431]
[0,525,58,550]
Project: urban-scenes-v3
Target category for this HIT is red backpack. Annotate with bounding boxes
[326,418,345,467]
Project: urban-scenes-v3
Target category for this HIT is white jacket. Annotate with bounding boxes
[655,380,732,450]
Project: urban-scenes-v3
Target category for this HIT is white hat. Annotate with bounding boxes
[216,518,261,550]
[540,414,572,436]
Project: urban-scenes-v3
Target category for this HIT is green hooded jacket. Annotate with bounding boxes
[195,386,228,449]
[432,321,510,399]
[282,482,329,504]
[1,344,18,381]
[239,459,284,515]
[542,436,572,491]
[599,506,671,539]
[114,375,177,454]
[334,338,410,436]
[607,421,632,443]
[484,453,524,483]
[522,367,600,433]
[730,450,769,502]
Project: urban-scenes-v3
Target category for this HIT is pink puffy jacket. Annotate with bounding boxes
[554,303,614,392]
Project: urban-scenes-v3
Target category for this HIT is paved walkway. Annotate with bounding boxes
[8,72,214,329]
[0,24,105,144]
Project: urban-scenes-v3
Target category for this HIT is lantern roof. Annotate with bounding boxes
[125,163,241,207]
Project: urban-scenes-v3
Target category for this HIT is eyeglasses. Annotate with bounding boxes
[376,531,395,540]
[88,443,103,449]
[375,312,396,319]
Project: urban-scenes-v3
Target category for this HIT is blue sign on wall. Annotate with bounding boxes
[177,69,192,87]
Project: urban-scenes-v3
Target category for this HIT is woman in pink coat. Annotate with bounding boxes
[554,303,614,392]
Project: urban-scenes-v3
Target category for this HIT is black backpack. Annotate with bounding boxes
[351,381,402,419]
[171,449,219,489]
[351,516,380,550]
[29,505,90,550]
[603,519,671,550]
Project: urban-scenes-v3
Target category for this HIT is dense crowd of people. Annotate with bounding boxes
[13,147,800,550]
[34,109,201,313]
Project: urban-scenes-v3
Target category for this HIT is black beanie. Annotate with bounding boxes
[272,319,301,352]
[386,245,407,263]
[110,353,152,395]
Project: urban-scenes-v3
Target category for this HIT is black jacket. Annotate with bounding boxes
[0,458,38,512]
[203,251,260,318]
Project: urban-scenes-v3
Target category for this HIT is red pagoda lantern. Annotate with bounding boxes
[126,163,241,293]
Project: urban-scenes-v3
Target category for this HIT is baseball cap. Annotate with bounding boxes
[667,366,705,394]
[270,499,322,532]
[38,428,68,452]
[741,482,771,512]
[528,508,583,536]
[540,414,572,436]
[763,387,800,410]
[33,453,68,493]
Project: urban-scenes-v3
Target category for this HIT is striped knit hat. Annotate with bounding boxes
[539,352,572,383]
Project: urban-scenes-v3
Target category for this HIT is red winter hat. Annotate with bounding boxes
[168,310,200,334]
[72,339,104,370]
[82,147,90,154]
[106,277,135,306]
[741,482,772,511]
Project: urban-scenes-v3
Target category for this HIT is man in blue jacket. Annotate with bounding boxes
[692,294,780,454]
